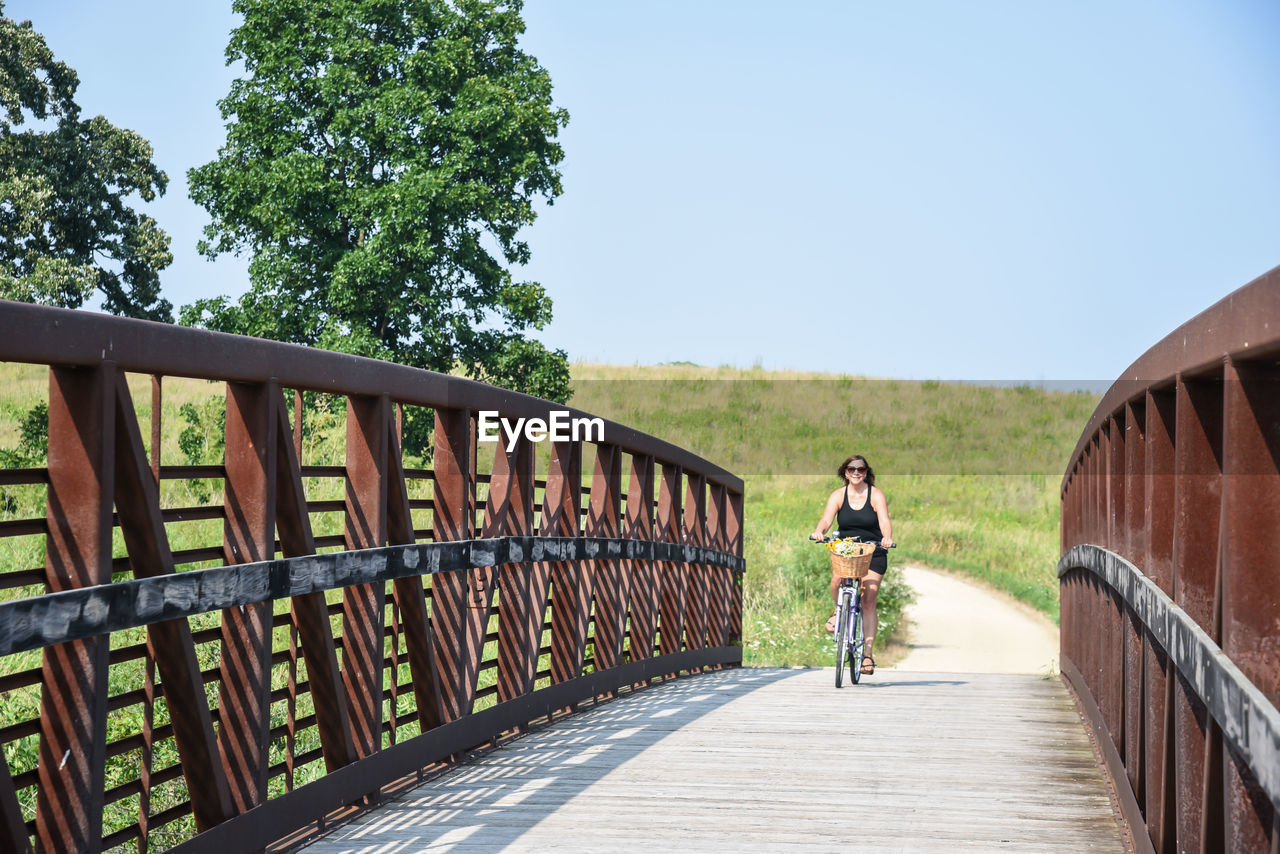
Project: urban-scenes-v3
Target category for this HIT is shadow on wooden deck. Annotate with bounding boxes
[299,667,802,852]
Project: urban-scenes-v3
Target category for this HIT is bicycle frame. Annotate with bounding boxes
[834,575,865,687]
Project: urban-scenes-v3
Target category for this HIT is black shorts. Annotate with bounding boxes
[867,548,888,577]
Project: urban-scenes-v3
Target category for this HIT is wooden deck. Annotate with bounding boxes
[301,667,1127,853]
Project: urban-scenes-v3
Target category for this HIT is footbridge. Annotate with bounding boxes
[0,268,1275,852]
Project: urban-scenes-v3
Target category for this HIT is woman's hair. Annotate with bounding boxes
[837,454,876,487]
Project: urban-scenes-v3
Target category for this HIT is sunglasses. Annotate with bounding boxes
[847,465,867,474]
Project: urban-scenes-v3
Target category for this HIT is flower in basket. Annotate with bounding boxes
[826,538,870,557]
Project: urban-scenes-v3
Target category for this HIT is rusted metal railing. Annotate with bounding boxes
[0,301,745,852]
[1060,268,1280,853]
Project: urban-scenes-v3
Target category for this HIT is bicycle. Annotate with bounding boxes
[812,536,894,688]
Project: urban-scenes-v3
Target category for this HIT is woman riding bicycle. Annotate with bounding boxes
[809,454,895,675]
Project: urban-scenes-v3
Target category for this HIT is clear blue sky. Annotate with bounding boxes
[9,1,1280,384]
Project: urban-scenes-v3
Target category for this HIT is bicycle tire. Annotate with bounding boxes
[850,604,864,684]
[834,591,848,688]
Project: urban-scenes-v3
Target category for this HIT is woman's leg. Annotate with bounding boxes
[860,569,885,669]
[823,573,840,631]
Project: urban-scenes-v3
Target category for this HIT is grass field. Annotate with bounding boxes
[569,363,1099,665]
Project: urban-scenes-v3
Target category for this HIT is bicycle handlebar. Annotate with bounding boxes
[809,536,896,548]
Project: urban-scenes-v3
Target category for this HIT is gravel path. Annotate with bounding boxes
[890,565,1059,675]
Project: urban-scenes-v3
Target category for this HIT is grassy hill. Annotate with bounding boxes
[569,363,1099,665]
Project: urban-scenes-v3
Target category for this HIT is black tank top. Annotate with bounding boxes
[836,486,882,543]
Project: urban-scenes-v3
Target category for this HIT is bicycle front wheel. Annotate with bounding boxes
[849,605,864,685]
[834,595,849,688]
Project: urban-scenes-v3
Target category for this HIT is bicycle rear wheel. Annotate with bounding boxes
[834,593,849,688]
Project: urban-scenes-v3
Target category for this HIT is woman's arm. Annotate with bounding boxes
[871,488,894,547]
[810,490,842,539]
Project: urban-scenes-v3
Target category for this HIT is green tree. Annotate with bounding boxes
[185,0,571,413]
[0,3,173,320]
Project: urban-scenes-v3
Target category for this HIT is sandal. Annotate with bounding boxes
[861,654,876,675]
[823,612,838,633]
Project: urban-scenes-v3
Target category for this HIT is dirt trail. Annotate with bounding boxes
[889,565,1059,675]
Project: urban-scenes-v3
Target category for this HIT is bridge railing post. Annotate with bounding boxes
[342,394,391,760]
[657,463,686,661]
[1221,357,1280,852]
[495,432,538,704]
[217,380,278,813]
[587,443,624,673]
[1173,372,1223,851]
[546,440,586,685]
[727,489,744,646]
[37,363,115,854]
[1142,387,1176,852]
[682,473,708,654]
[706,482,729,652]
[1121,401,1145,807]
[429,406,474,725]
[625,453,658,663]
[1103,417,1124,771]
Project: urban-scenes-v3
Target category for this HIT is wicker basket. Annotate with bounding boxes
[828,541,876,579]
